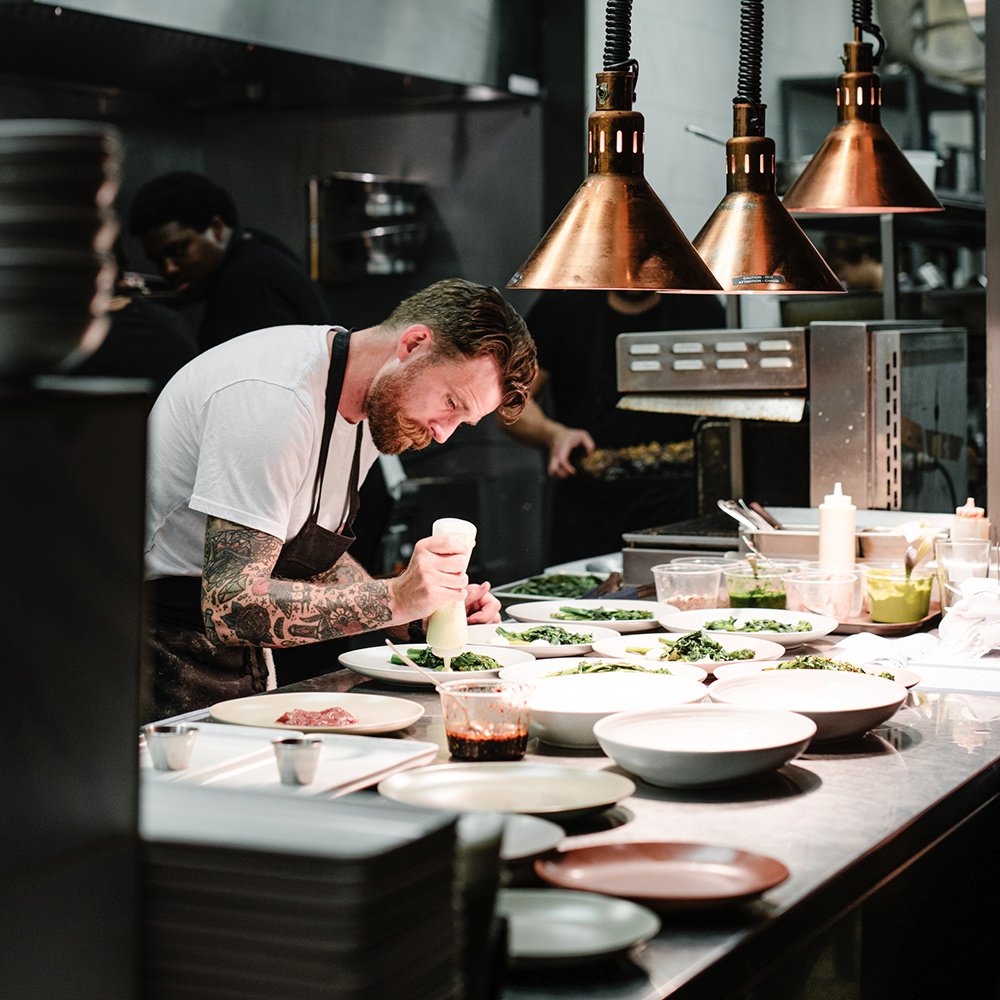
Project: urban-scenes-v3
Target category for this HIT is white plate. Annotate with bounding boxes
[496,888,660,967]
[528,672,709,749]
[142,727,437,797]
[711,659,922,688]
[467,622,621,657]
[591,633,785,669]
[208,691,424,734]
[377,762,635,818]
[501,814,565,862]
[507,599,678,633]
[338,642,535,687]
[659,608,838,647]
[707,669,907,743]
[498,656,707,684]
[593,705,817,787]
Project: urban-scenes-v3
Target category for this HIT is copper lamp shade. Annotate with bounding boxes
[693,104,845,294]
[782,41,944,214]
[508,71,721,292]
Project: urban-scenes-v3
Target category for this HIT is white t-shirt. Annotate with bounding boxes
[145,324,379,579]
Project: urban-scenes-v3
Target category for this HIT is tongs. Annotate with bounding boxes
[717,499,771,532]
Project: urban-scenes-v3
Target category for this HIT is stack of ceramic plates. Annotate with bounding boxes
[140,783,461,999]
[0,119,121,378]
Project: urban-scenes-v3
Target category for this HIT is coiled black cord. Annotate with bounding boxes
[735,0,764,105]
[603,0,633,69]
[852,0,886,64]
[602,0,639,95]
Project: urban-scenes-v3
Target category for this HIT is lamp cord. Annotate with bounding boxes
[735,0,764,106]
[603,0,632,68]
[851,0,886,64]
[603,0,640,95]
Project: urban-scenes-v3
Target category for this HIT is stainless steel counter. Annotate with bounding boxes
[269,659,1000,999]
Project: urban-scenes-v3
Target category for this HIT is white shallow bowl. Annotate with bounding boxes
[528,672,707,749]
[711,659,922,689]
[499,656,708,684]
[593,704,817,787]
[338,643,534,687]
[659,608,838,647]
[507,599,678,633]
[707,669,907,743]
[467,622,621,658]
[591,633,785,671]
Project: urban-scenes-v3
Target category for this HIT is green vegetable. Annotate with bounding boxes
[552,605,655,621]
[541,660,673,677]
[496,624,593,645]
[657,630,755,662]
[769,656,894,680]
[508,573,603,598]
[390,647,503,672]
[703,616,813,633]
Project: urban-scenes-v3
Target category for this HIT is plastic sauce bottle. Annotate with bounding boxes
[425,517,477,665]
[951,498,990,541]
[818,482,856,569]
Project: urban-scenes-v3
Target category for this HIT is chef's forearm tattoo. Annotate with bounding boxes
[202,516,392,646]
[313,552,369,586]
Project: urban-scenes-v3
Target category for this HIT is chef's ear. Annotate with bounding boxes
[396,324,434,360]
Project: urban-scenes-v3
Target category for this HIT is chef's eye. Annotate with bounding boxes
[446,396,456,409]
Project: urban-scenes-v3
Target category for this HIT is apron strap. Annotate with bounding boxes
[308,326,352,518]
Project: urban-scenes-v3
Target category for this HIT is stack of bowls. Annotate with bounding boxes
[0,119,121,379]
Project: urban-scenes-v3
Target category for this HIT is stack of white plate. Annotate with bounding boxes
[0,119,120,378]
[140,782,461,999]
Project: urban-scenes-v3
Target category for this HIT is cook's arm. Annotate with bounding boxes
[201,516,472,646]
[499,369,594,478]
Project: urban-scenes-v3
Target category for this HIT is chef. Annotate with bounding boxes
[144,278,537,722]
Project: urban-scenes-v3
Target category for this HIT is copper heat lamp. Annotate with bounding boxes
[692,1,845,293]
[782,2,943,214]
[507,2,721,292]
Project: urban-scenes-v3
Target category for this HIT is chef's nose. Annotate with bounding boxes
[429,414,461,443]
[162,258,181,277]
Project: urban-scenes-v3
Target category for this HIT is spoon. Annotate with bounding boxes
[385,639,491,737]
[385,638,451,692]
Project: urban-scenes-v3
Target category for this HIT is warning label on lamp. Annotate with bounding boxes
[732,274,786,285]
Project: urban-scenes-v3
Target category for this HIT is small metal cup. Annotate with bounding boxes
[144,724,197,771]
[272,736,323,785]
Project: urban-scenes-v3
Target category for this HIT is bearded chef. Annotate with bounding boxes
[143,278,537,721]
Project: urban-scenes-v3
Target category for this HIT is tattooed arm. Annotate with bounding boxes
[311,552,370,587]
[201,515,474,647]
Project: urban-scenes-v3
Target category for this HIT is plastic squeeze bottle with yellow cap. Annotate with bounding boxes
[951,498,990,541]
[818,482,856,569]
[425,517,477,667]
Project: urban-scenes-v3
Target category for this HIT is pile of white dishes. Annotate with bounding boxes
[0,119,119,379]
[526,671,707,748]
[593,704,817,787]
[140,782,460,999]
[707,668,907,743]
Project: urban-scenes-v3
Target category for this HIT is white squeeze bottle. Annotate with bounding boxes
[818,482,856,569]
[951,498,990,541]
[425,517,477,666]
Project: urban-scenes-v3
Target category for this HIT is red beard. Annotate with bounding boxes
[366,360,434,454]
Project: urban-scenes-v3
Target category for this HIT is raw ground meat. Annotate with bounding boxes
[275,706,359,727]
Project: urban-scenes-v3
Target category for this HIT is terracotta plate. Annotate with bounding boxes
[534,841,789,911]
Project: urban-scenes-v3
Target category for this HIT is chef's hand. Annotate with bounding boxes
[548,426,594,478]
[388,532,471,623]
[465,581,501,624]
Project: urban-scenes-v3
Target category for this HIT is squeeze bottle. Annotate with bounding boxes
[818,482,856,569]
[425,517,477,660]
[951,498,990,541]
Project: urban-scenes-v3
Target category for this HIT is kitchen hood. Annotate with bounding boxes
[0,0,541,108]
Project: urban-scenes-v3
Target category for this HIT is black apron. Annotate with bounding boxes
[146,328,364,722]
